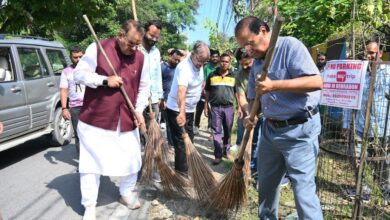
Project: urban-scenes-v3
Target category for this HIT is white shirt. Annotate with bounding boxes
[140,46,163,104]
[73,41,150,176]
[59,65,85,108]
[167,56,203,113]
[74,42,149,112]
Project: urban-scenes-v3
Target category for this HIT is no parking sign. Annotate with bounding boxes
[320,60,369,109]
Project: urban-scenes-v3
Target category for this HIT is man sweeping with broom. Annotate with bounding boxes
[235,16,324,219]
[166,41,210,174]
[74,19,149,220]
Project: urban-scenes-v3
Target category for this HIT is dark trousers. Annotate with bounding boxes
[251,118,262,172]
[69,106,81,156]
[194,99,211,129]
[236,117,244,145]
[166,108,194,173]
[210,105,234,159]
[162,109,174,146]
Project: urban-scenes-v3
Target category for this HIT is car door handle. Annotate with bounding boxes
[47,82,55,87]
[11,86,22,93]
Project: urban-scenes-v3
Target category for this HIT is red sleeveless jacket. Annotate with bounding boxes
[79,38,144,132]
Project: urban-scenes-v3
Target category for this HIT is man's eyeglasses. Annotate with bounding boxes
[122,35,140,47]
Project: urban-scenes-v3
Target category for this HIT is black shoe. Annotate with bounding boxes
[212,158,222,165]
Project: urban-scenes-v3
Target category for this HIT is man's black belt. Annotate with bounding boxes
[267,107,319,128]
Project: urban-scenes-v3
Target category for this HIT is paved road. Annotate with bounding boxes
[0,137,153,220]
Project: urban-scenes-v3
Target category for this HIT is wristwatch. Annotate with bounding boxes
[102,79,108,86]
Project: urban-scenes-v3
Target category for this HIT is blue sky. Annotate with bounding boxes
[183,0,236,46]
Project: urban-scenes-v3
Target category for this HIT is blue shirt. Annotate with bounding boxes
[161,62,176,101]
[247,37,321,120]
[342,64,390,137]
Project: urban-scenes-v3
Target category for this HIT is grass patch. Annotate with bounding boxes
[237,186,259,220]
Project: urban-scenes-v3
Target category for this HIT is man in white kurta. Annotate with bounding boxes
[74,20,149,220]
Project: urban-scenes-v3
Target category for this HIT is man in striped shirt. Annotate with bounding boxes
[204,53,236,165]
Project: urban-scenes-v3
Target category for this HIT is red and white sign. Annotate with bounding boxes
[320,60,368,109]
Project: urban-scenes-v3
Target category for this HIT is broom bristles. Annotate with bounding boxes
[206,129,254,212]
[183,132,216,202]
[155,156,190,198]
[140,112,170,184]
[141,113,189,197]
[140,117,159,184]
[207,160,247,212]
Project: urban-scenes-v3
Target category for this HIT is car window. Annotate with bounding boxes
[18,48,49,80]
[0,47,16,83]
[46,49,67,76]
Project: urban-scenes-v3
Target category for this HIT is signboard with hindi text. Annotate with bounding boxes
[320,60,368,109]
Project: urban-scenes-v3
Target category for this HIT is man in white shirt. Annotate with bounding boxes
[60,46,84,157]
[140,20,163,124]
[166,41,210,173]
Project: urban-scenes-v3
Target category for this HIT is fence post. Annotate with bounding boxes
[352,61,377,219]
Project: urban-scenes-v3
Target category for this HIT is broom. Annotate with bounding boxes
[140,101,158,184]
[182,127,216,202]
[83,15,188,196]
[140,101,169,184]
[155,130,190,197]
[128,0,184,194]
[207,16,284,212]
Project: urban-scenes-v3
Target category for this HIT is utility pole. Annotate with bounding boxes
[351,0,356,59]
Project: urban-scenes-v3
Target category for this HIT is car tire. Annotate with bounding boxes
[49,107,73,146]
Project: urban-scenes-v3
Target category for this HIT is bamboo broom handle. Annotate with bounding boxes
[131,0,138,21]
[237,17,284,159]
[82,15,147,136]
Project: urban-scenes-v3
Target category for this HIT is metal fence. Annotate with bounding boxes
[316,61,390,219]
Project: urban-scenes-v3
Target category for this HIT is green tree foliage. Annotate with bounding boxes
[203,19,238,55]
[0,0,199,56]
[232,0,389,48]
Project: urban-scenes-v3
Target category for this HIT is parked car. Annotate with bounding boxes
[0,34,73,152]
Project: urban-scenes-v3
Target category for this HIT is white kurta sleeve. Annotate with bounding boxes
[74,43,107,88]
[135,57,150,112]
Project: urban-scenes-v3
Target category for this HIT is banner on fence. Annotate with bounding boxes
[320,60,369,109]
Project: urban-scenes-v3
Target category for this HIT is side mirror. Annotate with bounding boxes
[0,68,6,82]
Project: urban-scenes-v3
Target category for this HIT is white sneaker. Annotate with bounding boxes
[230,145,239,152]
[194,126,199,135]
[82,207,96,220]
[160,123,166,130]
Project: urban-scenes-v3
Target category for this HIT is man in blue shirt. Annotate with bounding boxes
[235,16,324,219]
[342,40,390,193]
[161,49,183,147]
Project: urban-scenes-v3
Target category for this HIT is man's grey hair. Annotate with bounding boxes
[192,41,210,57]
